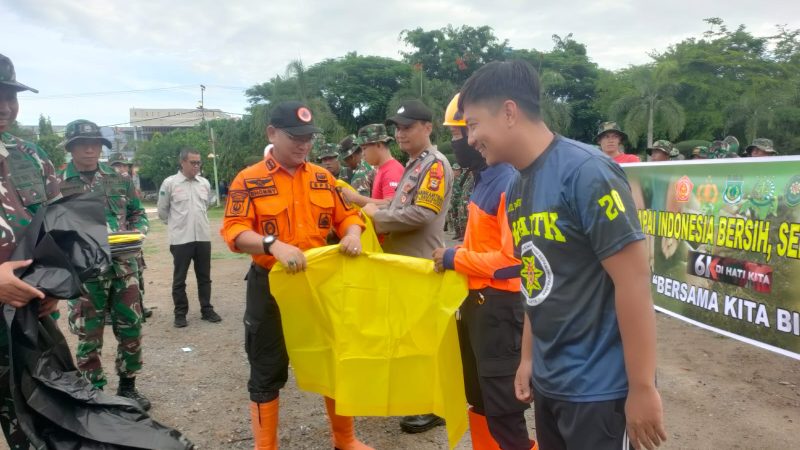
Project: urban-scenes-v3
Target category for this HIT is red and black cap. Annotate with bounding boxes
[385,99,433,127]
[269,101,323,136]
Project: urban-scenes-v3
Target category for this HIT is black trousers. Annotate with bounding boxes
[244,264,289,403]
[170,241,212,316]
[458,288,530,450]
[533,387,632,450]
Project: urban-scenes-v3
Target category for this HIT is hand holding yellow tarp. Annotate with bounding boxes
[335,179,382,253]
[270,246,469,448]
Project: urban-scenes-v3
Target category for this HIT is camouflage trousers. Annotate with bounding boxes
[0,321,31,449]
[67,265,143,389]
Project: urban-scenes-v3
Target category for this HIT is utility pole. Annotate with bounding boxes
[200,84,221,206]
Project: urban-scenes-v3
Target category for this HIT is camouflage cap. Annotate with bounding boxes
[357,123,394,147]
[108,152,131,166]
[317,143,339,161]
[0,54,38,93]
[692,146,710,158]
[647,140,678,158]
[338,134,360,159]
[745,138,777,155]
[595,121,629,143]
[62,119,113,150]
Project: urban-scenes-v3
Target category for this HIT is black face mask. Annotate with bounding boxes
[452,137,485,171]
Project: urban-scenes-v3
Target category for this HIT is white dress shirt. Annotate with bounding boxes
[157,171,212,245]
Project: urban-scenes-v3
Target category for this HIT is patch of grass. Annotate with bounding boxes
[208,206,226,220]
[211,251,248,260]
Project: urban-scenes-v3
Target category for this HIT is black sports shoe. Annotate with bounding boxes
[117,377,151,411]
[399,414,445,434]
[201,310,222,323]
[174,315,188,328]
[143,307,153,318]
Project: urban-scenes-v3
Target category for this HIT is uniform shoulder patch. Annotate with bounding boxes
[415,162,446,214]
[225,190,250,217]
[335,186,353,210]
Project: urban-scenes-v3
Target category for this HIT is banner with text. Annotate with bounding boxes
[623,157,800,360]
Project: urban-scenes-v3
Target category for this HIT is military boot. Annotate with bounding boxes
[117,377,151,411]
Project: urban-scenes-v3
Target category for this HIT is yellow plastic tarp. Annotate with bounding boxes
[335,179,382,253]
[270,246,469,448]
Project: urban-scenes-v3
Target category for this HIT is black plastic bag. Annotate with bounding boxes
[3,303,195,449]
[11,192,111,298]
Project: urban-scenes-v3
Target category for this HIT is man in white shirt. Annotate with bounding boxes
[157,148,222,328]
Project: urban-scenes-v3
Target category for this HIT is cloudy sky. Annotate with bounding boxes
[6,0,799,127]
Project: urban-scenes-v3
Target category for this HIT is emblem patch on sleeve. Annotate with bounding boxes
[415,162,446,213]
[225,190,250,217]
[335,186,353,210]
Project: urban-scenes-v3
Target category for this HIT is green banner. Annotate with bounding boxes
[623,158,800,360]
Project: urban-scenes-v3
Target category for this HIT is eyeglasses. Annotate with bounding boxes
[279,129,316,144]
[188,161,202,166]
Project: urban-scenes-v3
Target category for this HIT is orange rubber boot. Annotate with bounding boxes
[530,439,539,450]
[250,399,279,450]
[324,397,373,450]
[468,408,502,450]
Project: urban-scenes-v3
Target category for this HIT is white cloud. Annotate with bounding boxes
[5,0,799,126]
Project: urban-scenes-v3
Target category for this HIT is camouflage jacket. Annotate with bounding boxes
[448,170,476,241]
[349,160,375,197]
[0,132,62,263]
[58,161,149,235]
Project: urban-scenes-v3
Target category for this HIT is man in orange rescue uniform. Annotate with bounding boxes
[221,101,371,450]
[433,94,536,450]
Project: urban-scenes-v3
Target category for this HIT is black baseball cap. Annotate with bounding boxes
[269,101,323,136]
[385,99,433,126]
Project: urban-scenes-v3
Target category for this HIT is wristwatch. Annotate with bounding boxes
[262,235,276,255]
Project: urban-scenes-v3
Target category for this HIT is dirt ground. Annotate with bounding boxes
[6,212,798,450]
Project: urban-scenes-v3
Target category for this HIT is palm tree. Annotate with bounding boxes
[610,63,685,148]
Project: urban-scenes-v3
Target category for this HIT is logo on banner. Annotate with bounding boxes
[519,240,553,306]
[697,177,719,204]
[723,176,744,205]
[750,177,776,206]
[675,176,694,202]
[785,175,800,207]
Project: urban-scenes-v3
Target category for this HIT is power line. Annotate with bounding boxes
[19,85,198,100]
[45,109,246,136]
[19,84,249,100]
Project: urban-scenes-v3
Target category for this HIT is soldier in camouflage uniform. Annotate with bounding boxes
[58,120,152,411]
[0,53,61,450]
[338,135,375,196]
[317,143,344,178]
[746,138,779,157]
[109,153,152,321]
[646,140,680,162]
[448,169,476,241]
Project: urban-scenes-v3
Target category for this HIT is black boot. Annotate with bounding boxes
[399,414,445,434]
[117,377,151,411]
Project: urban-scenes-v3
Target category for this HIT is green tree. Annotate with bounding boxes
[609,63,686,148]
[135,128,209,188]
[512,34,601,140]
[400,25,510,85]
[34,115,65,167]
[309,53,412,130]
